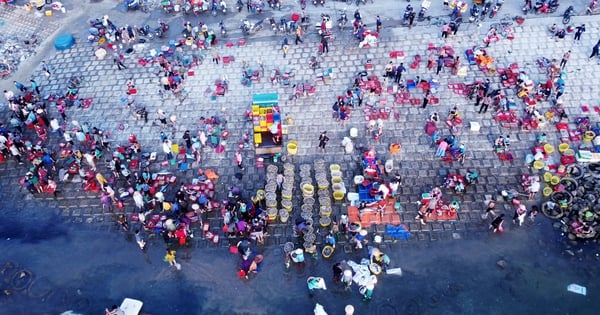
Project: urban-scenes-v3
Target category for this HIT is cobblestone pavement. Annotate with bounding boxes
[1,0,600,249]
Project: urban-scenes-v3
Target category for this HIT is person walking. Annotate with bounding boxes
[164,249,180,269]
[589,40,600,60]
[281,37,289,58]
[235,150,244,171]
[574,24,585,42]
[376,15,382,33]
[479,94,491,114]
[559,50,570,69]
[320,35,329,54]
[14,81,26,92]
[421,91,431,109]
[317,131,329,153]
[394,63,406,84]
[135,230,147,251]
[41,60,51,77]
[436,55,444,75]
[295,26,304,45]
[30,80,40,95]
[113,54,127,70]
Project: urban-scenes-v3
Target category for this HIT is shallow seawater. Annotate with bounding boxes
[0,212,598,315]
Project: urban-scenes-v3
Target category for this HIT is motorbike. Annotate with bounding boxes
[489,0,504,18]
[355,0,365,6]
[161,0,174,13]
[469,3,480,22]
[403,4,414,24]
[313,0,324,6]
[182,0,193,14]
[418,0,430,21]
[136,24,153,40]
[133,106,148,122]
[536,0,558,14]
[154,20,169,39]
[316,13,333,32]
[269,17,277,31]
[300,0,306,9]
[587,0,600,14]
[481,0,492,20]
[240,18,264,36]
[211,0,218,16]
[125,0,140,11]
[338,9,348,30]
[236,0,243,12]
[562,5,574,24]
[522,0,532,14]
[219,20,227,37]
[269,0,281,10]
[220,0,227,13]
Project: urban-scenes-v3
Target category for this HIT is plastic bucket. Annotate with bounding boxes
[543,144,555,155]
[332,183,343,191]
[533,160,545,170]
[319,216,331,227]
[301,204,313,213]
[279,209,290,223]
[584,131,596,142]
[287,141,298,155]
[331,170,342,178]
[282,199,293,212]
[302,184,314,196]
[332,177,343,185]
[317,180,329,190]
[267,208,278,221]
[329,164,341,173]
[558,143,570,153]
[319,206,332,217]
[333,191,345,201]
[543,186,553,197]
[281,189,293,200]
[564,149,575,156]
[543,172,552,183]
[550,176,560,186]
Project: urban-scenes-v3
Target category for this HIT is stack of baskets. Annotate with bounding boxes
[281,163,296,222]
[330,163,346,201]
[315,160,332,228]
[300,162,317,254]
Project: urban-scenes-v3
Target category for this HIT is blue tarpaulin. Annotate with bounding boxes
[385,224,411,240]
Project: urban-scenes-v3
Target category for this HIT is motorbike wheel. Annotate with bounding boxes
[562,16,570,24]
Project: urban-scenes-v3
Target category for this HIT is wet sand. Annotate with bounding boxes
[0,209,599,315]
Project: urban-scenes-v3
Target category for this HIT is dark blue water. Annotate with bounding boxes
[0,212,598,315]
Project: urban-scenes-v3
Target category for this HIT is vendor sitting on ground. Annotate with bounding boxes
[325,232,336,248]
[369,247,390,271]
[358,199,387,219]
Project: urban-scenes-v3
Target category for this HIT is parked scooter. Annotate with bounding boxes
[154,20,169,39]
[136,24,153,40]
[489,0,504,18]
[219,20,227,37]
[161,0,174,13]
[402,4,414,24]
[313,0,324,7]
[481,0,492,20]
[522,0,532,14]
[469,3,481,22]
[220,0,227,13]
[587,0,600,14]
[240,18,264,36]
[236,0,243,11]
[125,0,140,11]
[562,5,574,24]
[418,0,430,21]
[316,13,332,32]
[338,9,348,30]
